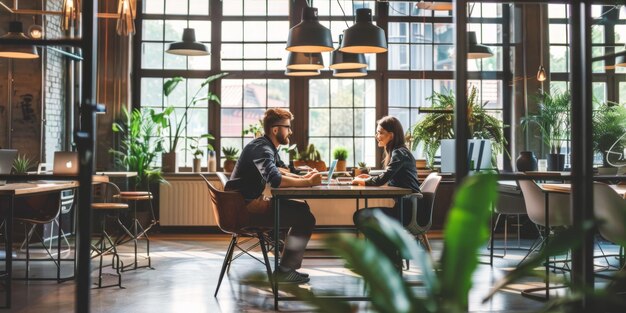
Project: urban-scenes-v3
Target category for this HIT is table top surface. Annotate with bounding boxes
[271,185,413,197]
[540,183,626,197]
[0,181,78,196]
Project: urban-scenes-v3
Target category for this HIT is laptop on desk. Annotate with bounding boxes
[0,149,18,185]
[320,160,352,186]
[53,151,79,175]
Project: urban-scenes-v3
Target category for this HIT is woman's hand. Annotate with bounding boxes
[356,174,370,179]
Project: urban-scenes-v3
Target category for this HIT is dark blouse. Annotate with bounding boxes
[365,146,421,193]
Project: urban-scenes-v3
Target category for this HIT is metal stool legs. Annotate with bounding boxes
[91,212,124,289]
[116,194,156,271]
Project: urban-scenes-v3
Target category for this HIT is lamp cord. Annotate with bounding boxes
[337,0,350,29]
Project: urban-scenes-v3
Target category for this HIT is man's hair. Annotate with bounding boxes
[263,108,294,134]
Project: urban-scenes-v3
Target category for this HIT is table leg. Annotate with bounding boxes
[544,192,550,300]
[273,197,280,310]
[5,195,13,308]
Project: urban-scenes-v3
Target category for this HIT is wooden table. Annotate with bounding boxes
[541,183,626,198]
[270,185,413,310]
[0,181,78,308]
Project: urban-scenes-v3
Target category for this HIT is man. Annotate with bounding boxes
[230,108,321,284]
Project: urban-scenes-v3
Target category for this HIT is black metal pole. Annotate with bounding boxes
[76,1,98,312]
[569,1,594,310]
[454,0,469,184]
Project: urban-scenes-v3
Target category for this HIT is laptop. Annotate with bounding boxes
[320,160,352,186]
[53,151,79,175]
[0,149,18,185]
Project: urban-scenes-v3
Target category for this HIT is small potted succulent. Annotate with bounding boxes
[188,133,214,173]
[222,146,239,173]
[332,146,349,171]
[12,154,35,174]
[354,161,369,176]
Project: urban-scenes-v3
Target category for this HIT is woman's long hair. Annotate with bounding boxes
[378,116,406,167]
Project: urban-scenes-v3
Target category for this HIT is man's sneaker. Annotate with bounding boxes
[295,270,309,278]
[273,269,310,284]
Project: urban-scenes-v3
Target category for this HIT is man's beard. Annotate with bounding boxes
[277,132,290,145]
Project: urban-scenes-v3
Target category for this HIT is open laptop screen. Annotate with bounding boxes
[322,159,338,185]
[53,151,79,175]
[0,149,18,175]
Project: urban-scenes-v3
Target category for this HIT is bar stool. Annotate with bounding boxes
[115,190,156,271]
[91,177,129,288]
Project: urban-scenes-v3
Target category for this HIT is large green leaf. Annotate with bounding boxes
[439,173,498,310]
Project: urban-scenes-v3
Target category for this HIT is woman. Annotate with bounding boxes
[352,116,421,226]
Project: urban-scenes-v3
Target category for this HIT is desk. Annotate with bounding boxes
[542,183,626,198]
[270,185,413,310]
[0,181,78,308]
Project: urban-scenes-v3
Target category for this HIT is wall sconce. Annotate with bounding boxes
[284,68,321,77]
[467,31,493,59]
[28,24,43,39]
[116,0,136,36]
[332,67,367,78]
[340,8,387,54]
[330,34,367,70]
[286,6,333,53]
[286,52,324,70]
[0,21,39,59]
[166,28,209,56]
[61,0,80,31]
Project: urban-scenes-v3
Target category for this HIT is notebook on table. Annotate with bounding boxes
[53,151,79,175]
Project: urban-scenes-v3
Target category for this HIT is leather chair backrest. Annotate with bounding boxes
[216,172,229,190]
[200,174,249,234]
[593,182,626,246]
[14,192,62,224]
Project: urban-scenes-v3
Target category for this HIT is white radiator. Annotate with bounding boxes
[159,177,217,226]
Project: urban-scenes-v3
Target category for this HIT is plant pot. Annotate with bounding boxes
[193,158,202,173]
[359,168,369,175]
[353,168,361,176]
[293,160,306,168]
[336,160,347,172]
[516,151,537,172]
[597,166,617,175]
[308,160,326,171]
[547,153,565,171]
[223,159,236,173]
[162,152,178,173]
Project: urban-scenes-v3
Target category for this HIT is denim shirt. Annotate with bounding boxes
[230,136,285,201]
[365,146,421,193]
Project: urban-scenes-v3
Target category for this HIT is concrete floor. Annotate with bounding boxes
[2,233,623,312]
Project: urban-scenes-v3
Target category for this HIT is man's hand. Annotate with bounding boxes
[308,173,322,186]
[301,168,318,179]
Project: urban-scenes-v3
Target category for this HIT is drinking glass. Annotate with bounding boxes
[538,159,548,172]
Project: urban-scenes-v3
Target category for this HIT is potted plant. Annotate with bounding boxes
[188,133,215,173]
[332,146,348,171]
[243,120,264,138]
[151,73,228,173]
[354,161,369,176]
[12,154,35,174]
[222,146,239,173]
[409,86,507,169]
[521,89,570,171]
[293,144,326,171]
[592,101,626,174]
[111,107,167,189]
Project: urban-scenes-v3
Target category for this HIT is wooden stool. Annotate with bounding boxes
[91,202,129,288]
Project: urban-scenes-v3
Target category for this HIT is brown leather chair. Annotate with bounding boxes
[200,173,274,297]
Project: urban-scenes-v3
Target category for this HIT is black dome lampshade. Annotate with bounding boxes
[467,31,493,59]
[340,8,387,54]
[330,34,367,70]
[615,47,626,67]
[286,52,324,70]
[333,67,367,78]
[166,28,209,56]
[286,7,334,53]
[284,68,321,77]
[0,21,39,59]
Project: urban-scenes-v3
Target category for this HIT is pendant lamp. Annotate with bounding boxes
[536,65,547,81]
[286,7,333,53]
[415,1,453,11]
[615,54,626,67]
[286,52,324,70]
[61,0,80,31]
[285,68,321,77]
[330,34,367,70]
[467,31,493,59]
[333,67,367,78]
[166,28,209,56]
[0,21,39,59]
[340,8,387,54]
